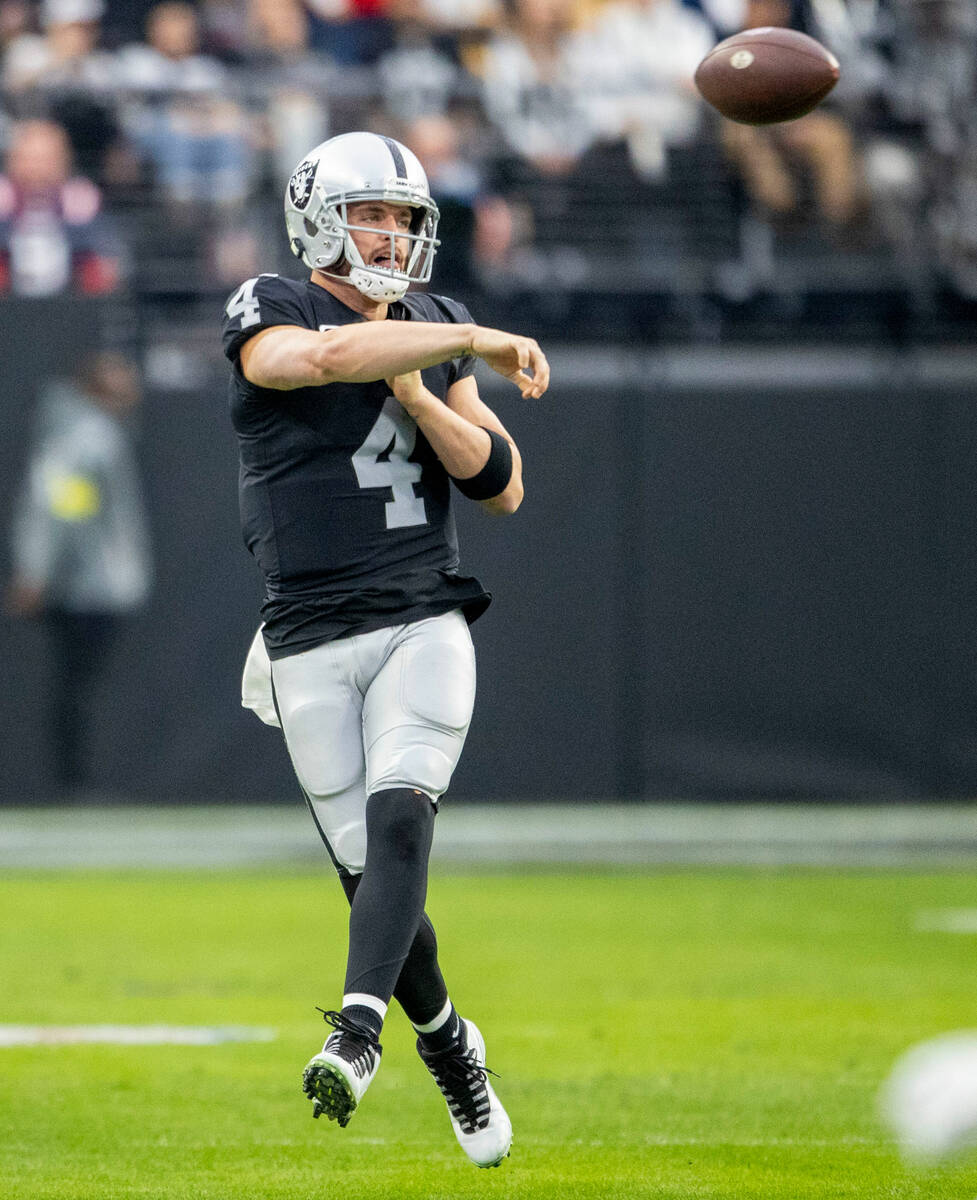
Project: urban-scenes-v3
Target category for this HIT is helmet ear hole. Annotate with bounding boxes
[315,234,343,268]
[304,218,317,237]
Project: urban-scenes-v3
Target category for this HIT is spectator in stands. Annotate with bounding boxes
[0,0,32,52]
[680,0,745,39]
[0,0,40,85]
[99,0,159,47]
[408,111,484,206]
[200,0,252,62]
[475,0,596,177]
[869,0,977,298]
[6,348,152,795]
[115,1,253,209]
[376,0,461,124]
[304,0,395,66]
[2,0,109,94]
[882,0,977,156]
[418,0,501,42]
[406,110,523,288]
[0,117,122,294]
[582,0,714,179]
[0,0,126,181]
[243,0,329,189]
[716,0,862,228]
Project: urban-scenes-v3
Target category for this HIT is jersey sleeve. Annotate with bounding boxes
[221,274,309,364]
[427,295,478,388]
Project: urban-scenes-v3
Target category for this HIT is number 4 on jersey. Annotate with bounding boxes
[352,398,427,529]
[225,274,278,329]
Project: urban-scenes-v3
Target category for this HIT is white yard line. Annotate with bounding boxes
[0,1025,276,1046]
[914,908,977,933]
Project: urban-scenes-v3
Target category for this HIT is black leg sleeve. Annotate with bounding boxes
[337,841,448,1025]
[342,788,437,1005]
[392,912,449,1026]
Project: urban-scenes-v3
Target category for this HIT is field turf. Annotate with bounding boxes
[2,867,977,1199]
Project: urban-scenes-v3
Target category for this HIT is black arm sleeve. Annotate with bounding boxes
[450,428,513,500]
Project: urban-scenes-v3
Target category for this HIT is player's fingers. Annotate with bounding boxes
[515,347,547,398]
[517,370,547,400]
[528,344,550,395]
[507,369,534,397]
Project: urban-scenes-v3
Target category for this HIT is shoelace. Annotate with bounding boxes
[422,1040,499,1133]
[316,1008,381,1079]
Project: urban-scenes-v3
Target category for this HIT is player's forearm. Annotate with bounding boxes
[243,322,477,389]
[400,389,523,514]
[477,442,524,515]
[406,391,492,476]
[259,322,472,389]
[321,321,478,383]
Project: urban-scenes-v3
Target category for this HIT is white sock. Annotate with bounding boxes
[342,993,388,1021]
[412,997,454,1035]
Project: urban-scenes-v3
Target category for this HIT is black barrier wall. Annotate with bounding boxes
[1,304,975,801]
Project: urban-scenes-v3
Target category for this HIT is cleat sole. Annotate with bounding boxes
[302,1061,357,1128]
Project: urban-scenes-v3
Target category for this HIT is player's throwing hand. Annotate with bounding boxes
[469,327,549,400]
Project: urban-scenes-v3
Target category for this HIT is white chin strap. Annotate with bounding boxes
[348,265,410,302]
[339,225,414,302]
[313,261,411,303]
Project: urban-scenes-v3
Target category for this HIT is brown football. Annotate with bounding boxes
[694,26,840,125]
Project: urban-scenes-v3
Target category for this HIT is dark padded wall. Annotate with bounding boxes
[1,302,974,801]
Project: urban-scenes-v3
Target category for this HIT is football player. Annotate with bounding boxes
[221,131,548,1168]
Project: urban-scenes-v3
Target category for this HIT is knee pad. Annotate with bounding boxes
[368,737,458,800]
[325,816,368,876]
[306,782,369,875]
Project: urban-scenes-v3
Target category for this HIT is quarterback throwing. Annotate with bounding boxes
[221,131,548,1168]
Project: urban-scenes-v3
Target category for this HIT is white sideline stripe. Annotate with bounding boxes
[2,803,977,867]
[0,1025,277,1047]
[914,908,977,934]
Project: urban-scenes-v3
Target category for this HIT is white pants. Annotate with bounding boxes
[268,609,476,874]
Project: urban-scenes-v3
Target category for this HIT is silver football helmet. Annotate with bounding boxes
[284,131,440,303]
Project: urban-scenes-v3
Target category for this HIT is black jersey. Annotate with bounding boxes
[221,273,491,658]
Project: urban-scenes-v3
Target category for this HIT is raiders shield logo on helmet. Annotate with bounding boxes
[288,160,317,211]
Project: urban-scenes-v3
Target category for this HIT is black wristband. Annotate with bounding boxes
[451,428,513,500]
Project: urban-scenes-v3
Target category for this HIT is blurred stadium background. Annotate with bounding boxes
[5,7,977,1194]
[1,0,976,843]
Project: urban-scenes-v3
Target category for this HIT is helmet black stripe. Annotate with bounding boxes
[378,135,408,180]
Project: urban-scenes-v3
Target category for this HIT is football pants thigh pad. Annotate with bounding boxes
[270,611,475,872]
[364,612,476,800]
[276,699,364,799]
[271,641,370,873]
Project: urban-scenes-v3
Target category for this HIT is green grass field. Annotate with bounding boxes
[2,866,977,1199]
